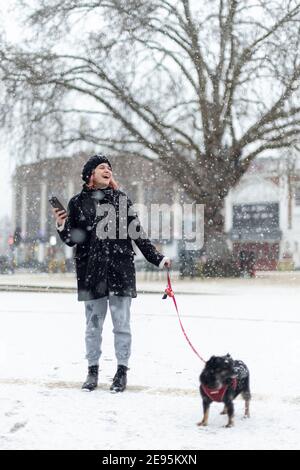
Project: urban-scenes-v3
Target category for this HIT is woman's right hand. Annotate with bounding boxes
[52,208,67,227]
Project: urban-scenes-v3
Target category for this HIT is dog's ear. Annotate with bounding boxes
[224,354,234,369]
[206,356,215,367]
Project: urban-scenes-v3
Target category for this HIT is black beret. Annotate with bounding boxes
[81,155,112,183]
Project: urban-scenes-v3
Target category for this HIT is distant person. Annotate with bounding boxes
[187,251,196,279]
[179,246,188,279]
[52,155,171,393]
[239,250,247,277]
[248,251,256,278]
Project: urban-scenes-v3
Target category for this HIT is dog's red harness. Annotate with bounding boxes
[201,378,238,402]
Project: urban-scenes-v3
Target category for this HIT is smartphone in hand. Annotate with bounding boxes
[49,196,66,213]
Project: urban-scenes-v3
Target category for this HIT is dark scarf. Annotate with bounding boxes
[82,183,114,201]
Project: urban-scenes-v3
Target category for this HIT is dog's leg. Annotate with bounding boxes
[197,398,211,427]
[220,405,227,415]
[244,399,250,418]
[242,378,251,418]
[197,409,209,427]
[243,393,251,419]
[224,400,234,428]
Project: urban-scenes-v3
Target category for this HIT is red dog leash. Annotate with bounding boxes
[163,270,206,364]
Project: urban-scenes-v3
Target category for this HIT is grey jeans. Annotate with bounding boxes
[84,295,132,367]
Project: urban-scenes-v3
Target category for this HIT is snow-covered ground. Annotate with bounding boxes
[0,286,299,450]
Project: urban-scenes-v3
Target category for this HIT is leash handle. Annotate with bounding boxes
[162,267,171,299]
[163,271,206,364]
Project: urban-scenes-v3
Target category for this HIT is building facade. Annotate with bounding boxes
[10,153,300,272]
[225,156,300,270]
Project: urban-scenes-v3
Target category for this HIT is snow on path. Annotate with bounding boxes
[0,288,299,450]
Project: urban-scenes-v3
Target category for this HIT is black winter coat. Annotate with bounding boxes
[57,185,164,301]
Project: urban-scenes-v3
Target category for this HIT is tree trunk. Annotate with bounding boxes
[202,198,231,261]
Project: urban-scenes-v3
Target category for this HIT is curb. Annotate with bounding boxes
[0,284,212,295]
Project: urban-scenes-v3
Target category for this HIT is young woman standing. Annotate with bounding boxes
[53,154,171,392]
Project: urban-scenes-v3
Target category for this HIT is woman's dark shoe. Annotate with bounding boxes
[82,365,99,392]
[110,365,128,393]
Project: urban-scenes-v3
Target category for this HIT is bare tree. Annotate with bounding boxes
[1,0,300,258]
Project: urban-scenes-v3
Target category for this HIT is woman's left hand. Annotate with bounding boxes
[164,259,172,269]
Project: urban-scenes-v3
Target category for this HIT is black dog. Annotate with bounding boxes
[198,354,251,428]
